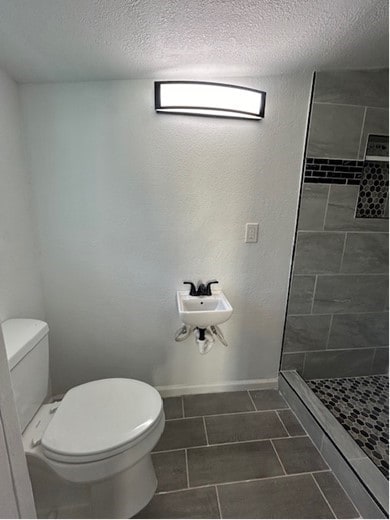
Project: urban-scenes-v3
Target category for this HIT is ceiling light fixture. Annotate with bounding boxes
[154,81,266,120]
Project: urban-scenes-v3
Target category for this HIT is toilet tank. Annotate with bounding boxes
[1,319,50,432]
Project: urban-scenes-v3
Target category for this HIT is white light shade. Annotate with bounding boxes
[155,81,266,120]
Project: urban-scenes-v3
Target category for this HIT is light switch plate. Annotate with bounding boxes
[245,223,259,243]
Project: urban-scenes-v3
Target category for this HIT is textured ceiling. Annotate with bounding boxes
[0,0,388,83]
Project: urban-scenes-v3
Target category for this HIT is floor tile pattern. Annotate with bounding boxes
[135,389,359,519]
[308,375,389,478]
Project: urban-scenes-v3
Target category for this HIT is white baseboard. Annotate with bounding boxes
[156,377,278,397]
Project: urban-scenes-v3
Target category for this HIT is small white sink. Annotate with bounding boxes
[177,290,233,328]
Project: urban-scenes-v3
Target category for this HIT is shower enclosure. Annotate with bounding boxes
[279,70,389,518]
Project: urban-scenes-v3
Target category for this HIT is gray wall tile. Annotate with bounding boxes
[287,275,316,314]
[314,70,389,108]
[359,107,389,159]
[284,314,331,352]
[307,103,365,159]
[298,184,329,231]
[313,274,388,314]
[371,347,389,375]
[303,348,375,379]
[328,312,389,349]
[280,352,305,372]
[324,185,388,232]
[341,233,389,274]
[294,231,345,274]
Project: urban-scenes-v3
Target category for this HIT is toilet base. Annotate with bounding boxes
[90,454,157,518]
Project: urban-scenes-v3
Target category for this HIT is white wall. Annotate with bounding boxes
[0,68,44,323]
[20,74,312,394]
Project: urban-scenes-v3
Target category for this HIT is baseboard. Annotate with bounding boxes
[156,377,278,397]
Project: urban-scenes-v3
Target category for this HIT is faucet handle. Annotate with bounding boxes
[183,281,197,296]
[205,280,219,295]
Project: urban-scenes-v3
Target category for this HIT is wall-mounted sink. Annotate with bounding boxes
[177,290,233,328]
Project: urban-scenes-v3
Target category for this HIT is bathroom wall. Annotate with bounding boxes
[281,69,389,379]
[20,73,313,394]
[0,67,44,322]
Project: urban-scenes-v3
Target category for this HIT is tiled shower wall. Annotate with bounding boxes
[281,70,389,379]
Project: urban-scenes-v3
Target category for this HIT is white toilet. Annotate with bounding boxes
[2,318,165,518]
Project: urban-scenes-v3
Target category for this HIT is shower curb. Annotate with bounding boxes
[279,370,388,519]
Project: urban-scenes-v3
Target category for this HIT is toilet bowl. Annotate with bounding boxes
[2,319,165,518]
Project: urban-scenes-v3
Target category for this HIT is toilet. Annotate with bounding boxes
[2,318,165,518]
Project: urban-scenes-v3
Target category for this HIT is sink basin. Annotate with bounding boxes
[177,290,233,328]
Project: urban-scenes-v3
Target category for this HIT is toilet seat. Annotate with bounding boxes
[41,378,163,464]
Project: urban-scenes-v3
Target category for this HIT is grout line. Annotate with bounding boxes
[357,107,368,160]
[203,416,209,445]
[325,314,334,350]
[339,232,348,273]
[313,101,387,110]
[155,468,333,496]
[311,473,337,519]
[322,184,331,230]
[215,486,223,519]
[247,390,257,411]
[293,272,389,277]
[269,439,287,475]
[309,275,318,314]
[165,408,290,421]
[184,448,190,488]
[295,230,388,234]
[275,410,290,437]
[152,435,310,454]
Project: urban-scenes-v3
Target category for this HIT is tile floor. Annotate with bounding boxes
[136,389,360,519]
[308,375,389,478]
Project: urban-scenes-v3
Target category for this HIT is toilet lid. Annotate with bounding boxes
[41,378,163,462]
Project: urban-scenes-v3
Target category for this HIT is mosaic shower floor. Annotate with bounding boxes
[307,375,389,478]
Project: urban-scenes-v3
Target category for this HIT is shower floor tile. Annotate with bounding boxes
[135,389,359,519]
[307,375,389,478]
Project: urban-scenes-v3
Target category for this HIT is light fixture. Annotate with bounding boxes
[154,81,266,120]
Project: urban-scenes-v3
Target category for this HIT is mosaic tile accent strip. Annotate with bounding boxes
[307,375,389,478]
[304,158,364,185]
[355,161,389,219]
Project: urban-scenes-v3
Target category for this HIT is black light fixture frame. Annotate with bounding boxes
[154,81,266,120]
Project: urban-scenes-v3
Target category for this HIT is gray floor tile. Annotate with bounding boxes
[163,396,183,420]
[218,474,333,519]
[135,487,220,519]
[187,440,284,487]
[152,450,187,493]
[277,409,306,436]
[313,471,359,519]
[154,417,206,452]
[205,411,288,444]
[249,389,288,410]
[272,436,328,474]
[183,391,254,417]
